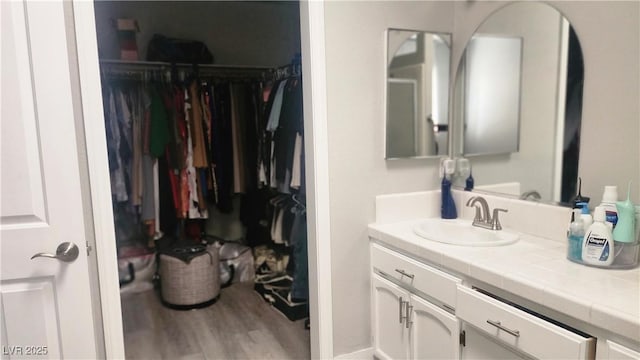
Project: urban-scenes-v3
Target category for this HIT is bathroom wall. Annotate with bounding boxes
[556,1,640,205]
[322,1,455,355]
[322,0,638,356]
[93,1,301,67]
[451,1,640,204]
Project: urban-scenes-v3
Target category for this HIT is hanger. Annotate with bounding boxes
[291,194,306,213]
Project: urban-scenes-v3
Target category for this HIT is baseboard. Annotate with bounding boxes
[334,347,374,359]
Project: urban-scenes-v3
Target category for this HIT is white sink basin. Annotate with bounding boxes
[413,218,519,246]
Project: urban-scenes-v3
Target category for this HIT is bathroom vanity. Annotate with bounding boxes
[369,190,640,360]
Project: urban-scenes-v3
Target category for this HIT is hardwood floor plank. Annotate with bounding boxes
[121,281,310,360]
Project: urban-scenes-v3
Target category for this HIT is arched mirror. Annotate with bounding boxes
[386,29,451,159]
[452,2,583,204]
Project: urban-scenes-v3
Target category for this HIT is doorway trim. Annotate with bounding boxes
[72,0,334,359]
[300,1,334,358]
[72,1,125,358]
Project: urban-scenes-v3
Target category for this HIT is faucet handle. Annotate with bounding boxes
[491,208,508,230]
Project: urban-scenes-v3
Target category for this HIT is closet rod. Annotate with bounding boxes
[99,59,270,75]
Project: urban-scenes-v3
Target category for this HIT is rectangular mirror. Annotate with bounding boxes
[386,29,451,159]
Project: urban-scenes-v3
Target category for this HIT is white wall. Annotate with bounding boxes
[451,1,640,204]
[555,1,640,205]
[322,1,455,355]
[93,1,301,67]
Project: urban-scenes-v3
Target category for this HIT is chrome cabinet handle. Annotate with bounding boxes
[405,303,413,329]
[395,269,414,280]
[487,319,520,337]
[399,297,405,323]
[31,242,79,263]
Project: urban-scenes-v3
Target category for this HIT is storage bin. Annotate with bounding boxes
[159,245,220,309]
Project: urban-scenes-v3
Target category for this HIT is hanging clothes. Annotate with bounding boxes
[130,87,144,207]
[290,208,308,301]
[100,63,305,264]
[184,87,208,219]
[106,88,128,203]
[149,85,170,158]
[188,81,209,168]
[211,83,234,213]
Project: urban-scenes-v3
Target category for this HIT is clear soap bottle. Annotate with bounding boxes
[567,209,584,262]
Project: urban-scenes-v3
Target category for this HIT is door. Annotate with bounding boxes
[409,294,460,359]
[372,274,410,360]
[1,1,98,358]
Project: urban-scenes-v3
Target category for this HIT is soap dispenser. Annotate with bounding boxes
[613,182,636,243]
[567,209,584,262]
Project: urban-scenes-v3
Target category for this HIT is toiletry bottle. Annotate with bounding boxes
[577,202,593,229]
[567,209,584,262]
[441,159,457,219]
[582,206,615,266]
[465,170,474,191]
[599,185,619,228]
[635,205,640,242]
[613,182,636,243]
[441,174,457,219]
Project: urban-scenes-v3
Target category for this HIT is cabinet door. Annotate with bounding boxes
[409,294,460,360]
[373,275,411,360]
[461,324,529,360]
[606,341,640,360]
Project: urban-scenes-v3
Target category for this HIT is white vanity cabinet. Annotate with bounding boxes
[369,211,640,360]
[371,243,461,359]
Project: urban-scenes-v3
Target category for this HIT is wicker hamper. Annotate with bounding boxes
[159,246,220,309]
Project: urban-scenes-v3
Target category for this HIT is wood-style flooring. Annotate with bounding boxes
[121,282,311,360]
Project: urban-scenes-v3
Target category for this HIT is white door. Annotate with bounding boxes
[372,274,410,360]
[409,294,460,360]
[1,1,98,358]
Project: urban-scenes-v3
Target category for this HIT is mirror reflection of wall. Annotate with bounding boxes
[453,2,583,204]
[386,29,451,159]
[463,35,522,155]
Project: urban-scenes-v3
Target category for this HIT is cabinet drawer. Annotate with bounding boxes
[457,285,596,360]
[371,243,460,307]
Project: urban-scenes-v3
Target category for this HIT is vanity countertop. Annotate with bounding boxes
[368,219,640,342]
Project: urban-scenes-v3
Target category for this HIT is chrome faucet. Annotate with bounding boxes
[465,196,508,230]
[520,190,541,201]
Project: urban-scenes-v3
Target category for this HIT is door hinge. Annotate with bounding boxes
[460,330,466,347]
[86,241,93,256]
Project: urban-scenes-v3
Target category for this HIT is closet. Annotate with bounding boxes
[93,2,310,359]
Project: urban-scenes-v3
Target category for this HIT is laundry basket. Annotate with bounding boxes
[159,245,220,309]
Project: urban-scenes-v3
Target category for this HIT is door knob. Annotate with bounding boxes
[31,242,79,262]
